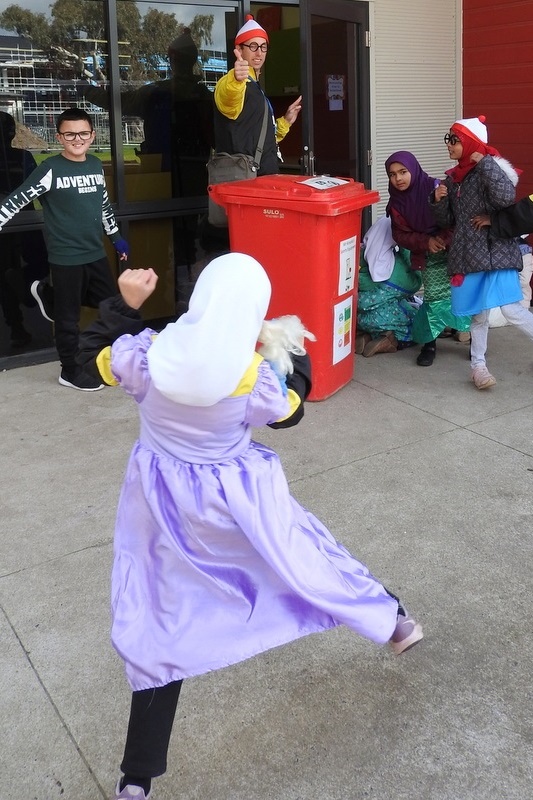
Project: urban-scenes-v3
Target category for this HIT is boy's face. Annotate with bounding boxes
[56,118,95,161]
[387,162,411,192]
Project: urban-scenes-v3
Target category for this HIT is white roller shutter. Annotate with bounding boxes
[369,0,461,218]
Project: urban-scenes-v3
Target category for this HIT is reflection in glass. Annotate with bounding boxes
[77,3,233,292]
[0,3,110,352]
[0,110,50,353]
[79,5,229,189]
[0,1,108,150]
[0,0,236,326]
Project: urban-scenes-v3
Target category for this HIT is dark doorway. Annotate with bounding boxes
[300,0,371,190]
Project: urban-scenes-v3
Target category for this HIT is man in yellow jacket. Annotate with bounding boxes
[213,15,302,176]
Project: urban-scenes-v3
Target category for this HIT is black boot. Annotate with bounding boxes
[416,340,436,366]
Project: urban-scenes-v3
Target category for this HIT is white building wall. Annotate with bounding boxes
[368,0,462,218]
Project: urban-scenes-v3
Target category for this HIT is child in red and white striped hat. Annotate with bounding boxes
[432,115,533,389]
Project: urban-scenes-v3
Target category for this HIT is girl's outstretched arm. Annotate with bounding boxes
[76,268,158,382]
[118,268,158,308]
[268,353,312,429]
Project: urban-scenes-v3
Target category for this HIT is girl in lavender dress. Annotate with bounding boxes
[79,253,422,800]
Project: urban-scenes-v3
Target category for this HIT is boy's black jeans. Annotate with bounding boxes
[50,258,116,371]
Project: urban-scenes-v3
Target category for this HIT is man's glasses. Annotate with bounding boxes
[444,133,461,146]
[242,42,268,53]
[59,130,93,141]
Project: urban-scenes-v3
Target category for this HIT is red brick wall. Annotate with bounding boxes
[463,0,533,205]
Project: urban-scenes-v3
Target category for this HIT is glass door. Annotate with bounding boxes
[300,0,370,185]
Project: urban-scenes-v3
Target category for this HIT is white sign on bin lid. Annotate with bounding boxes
[301,176,349,190]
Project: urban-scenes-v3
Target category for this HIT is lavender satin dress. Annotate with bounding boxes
[110,330,398,691]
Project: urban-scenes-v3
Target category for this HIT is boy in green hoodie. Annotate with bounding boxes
[0,107,128,390]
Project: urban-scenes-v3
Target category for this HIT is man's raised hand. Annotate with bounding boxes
[233,47,250,82]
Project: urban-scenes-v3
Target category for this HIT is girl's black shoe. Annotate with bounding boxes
[416,343,436,366]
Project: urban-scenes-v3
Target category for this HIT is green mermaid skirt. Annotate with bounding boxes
[411,252,471,344]
[357,286,417,342]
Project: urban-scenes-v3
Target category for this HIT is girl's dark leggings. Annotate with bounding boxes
[120,589,401,779]
[121,680,184,778]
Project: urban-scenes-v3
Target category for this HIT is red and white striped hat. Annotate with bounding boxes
[452,115,488,145]
[235,15,269,46]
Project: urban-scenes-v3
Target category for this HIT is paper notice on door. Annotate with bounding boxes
[333,296,353,365]
[327,75,345,111]
[301,176,349,189]
[338,235,357,294]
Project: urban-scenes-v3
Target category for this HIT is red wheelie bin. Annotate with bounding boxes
[209,174,379,400]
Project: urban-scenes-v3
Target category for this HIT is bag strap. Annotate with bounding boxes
[253,101,270,169]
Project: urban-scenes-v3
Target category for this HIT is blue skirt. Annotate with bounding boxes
[451,270,522,316]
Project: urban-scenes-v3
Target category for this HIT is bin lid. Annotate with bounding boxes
[209,174,380,216]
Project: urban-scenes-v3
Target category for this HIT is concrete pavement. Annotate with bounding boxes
[2,325,533,800]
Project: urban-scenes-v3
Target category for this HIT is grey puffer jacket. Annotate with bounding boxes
[432,155,522,276]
